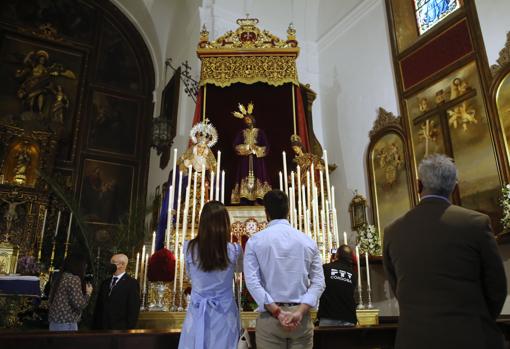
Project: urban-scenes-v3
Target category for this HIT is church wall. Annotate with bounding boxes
[474,0,510,66]
[316,0,400,315]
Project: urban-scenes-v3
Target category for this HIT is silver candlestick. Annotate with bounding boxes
[357,287,365,309]
[366,285,374,309]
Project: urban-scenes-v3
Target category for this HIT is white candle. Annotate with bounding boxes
[365,251,371,288]
[356,246,362,289]
[167,148,178,247]
[54,211,61,238]
[181,166,193,249]
[65,212,73,245]
[135,252,140,279]
[343,231,347,245]
[220,170,225,204]
[325,200,332,252]
[333,207,339,246]
[324,150,331,203]
[310,162,315,186]
[279,171,283,191]
[174,171,183,256]
[331,185,336,210]
[38,209,48,261]
[291,171,295,226]
[297,165,302,230]
[200,164,206,213]
[282,151,288,195]
[191,170,198,239]
[143,253,149,295]
[215,151,221,201]
[151,231,156,255]
[166,184,173,249]
[306,171,311,214]
[179,252,185,297]
[140,245,146,284]
[209,171,215,202]
[301,185,308,236]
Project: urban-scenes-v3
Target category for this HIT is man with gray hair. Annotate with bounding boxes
[383,154,507,349]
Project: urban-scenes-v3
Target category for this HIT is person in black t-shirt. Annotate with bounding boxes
[317,245,357,327]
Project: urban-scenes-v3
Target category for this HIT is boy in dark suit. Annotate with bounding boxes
[94,254,140,330]
[383,154,507,349]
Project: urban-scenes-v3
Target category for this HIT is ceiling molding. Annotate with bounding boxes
[317,0,380,52]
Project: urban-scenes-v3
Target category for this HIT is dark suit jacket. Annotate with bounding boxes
[383,197,507,349]
[93,273,140,330]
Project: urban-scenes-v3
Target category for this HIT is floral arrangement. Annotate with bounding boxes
[16,256,41,275]
[356,224,382,256]
[147,247,176,282]
[501,184,510,231]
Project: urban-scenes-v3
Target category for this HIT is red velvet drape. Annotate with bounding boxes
[191,82,310,204]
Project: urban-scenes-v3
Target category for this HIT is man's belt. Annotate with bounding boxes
[275,302,299,307]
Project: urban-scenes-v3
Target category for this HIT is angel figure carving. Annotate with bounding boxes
[450,77,471,100]
[448,102,477,131]
[16,50,76,118]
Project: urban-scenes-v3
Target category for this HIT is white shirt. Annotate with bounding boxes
[243,219,325,312]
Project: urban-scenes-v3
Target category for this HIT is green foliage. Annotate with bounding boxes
[501,184,510,231]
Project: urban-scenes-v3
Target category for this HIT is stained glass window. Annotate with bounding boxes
[414,0,460,35]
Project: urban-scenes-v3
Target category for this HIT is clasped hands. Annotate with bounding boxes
[266,303,305,332]
[276,309,303,331]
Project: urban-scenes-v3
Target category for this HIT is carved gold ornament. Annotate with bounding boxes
[197,17,299,87]
[200,55,298,87]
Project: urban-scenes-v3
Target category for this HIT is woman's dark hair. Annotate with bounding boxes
[263,190,289,220]
[187,201,231,272]
[49,253,88,303]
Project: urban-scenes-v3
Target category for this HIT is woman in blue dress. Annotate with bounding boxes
[178,201,241,349]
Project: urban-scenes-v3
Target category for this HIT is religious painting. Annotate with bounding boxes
[79,159,133,225]
[349,192,368,231]
[96,19,142,93]
[496,70,510,162]
[369,132,412,241]
[87,91,138,156]
[448,95,501,224]
[0,36,83,161]
[157,67,181,168]
[406,61,503,230]
[0,0,97,43]
[86,222,117,245]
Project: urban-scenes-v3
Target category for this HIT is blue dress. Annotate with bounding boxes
[178,241,241,349]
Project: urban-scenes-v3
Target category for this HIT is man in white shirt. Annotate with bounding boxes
[244,190,325,349]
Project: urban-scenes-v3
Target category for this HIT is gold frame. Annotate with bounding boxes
[349,192,368,231]
[366,108,416,238]
[0,242,19,275]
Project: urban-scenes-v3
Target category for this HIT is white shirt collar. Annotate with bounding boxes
[113,272,126,280]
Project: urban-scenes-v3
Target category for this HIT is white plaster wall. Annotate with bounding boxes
[474,0,510,66]
[317,0,399,243]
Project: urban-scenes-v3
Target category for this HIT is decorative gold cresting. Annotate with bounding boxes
[369,107,402,138]
[197,16,300,87]
[490,31,510,77]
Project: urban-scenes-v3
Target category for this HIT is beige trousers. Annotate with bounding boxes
[255,306,314,349]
